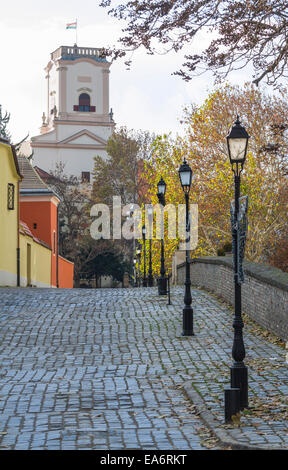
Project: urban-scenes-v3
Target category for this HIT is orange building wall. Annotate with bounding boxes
[20,200,58,287]
[58,256,74,288]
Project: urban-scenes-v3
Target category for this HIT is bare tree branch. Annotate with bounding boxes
[99,0,288,87]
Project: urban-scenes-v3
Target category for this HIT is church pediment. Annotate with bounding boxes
[31,129,57,142]
[59,129,108,146]
[31,129,108,150]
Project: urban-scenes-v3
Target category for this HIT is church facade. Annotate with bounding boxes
[31,45,115,180]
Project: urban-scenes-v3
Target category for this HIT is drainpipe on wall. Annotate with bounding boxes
[57,204,59,288]
[17,180,20,287]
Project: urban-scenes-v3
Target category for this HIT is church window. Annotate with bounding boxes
[79,93,90,111]
[74,93,95,112]
[81,171,90,183]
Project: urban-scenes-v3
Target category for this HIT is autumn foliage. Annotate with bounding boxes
[139,83,288,276]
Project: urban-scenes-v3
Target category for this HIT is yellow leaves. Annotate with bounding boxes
[231,412,242,427]
[139,83,288,272]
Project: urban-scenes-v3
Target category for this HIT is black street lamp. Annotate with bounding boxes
[142,225,147,287]
[226,116,250,410]
[147,205,154,287]
[178,159,194,336]
[127,205,136,287]
[136,247,141,288]
[133,257,137,287]
[157,177,167,295]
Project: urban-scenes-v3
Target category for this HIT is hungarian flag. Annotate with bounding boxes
[66,21,77,29]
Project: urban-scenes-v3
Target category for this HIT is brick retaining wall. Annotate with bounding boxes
[177,256,288,342]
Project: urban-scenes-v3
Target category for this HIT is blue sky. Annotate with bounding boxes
[0,0,253,143]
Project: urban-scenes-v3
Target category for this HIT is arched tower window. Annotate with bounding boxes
[79,93,90,111]
[74,93,95,112]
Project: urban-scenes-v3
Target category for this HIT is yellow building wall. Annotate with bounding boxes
[0,141,21,286]
[19,233,52,287]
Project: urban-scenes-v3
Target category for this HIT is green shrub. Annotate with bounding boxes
[223,242,232,253]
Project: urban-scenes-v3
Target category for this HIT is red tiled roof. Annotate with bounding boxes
[34,166,53,182]
[19,220,51,250]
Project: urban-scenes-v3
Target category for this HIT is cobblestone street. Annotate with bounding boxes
[0,286,287,450]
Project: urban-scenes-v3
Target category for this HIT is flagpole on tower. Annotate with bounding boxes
[76,18,78,45]
[66,19,78,45]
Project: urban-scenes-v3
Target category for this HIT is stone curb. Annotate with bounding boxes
[183,382,285,451]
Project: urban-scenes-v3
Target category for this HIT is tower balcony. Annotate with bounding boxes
[51,45,108,62]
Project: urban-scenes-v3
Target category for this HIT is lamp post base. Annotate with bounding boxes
[158,276,167,295]
[148,276,153,287]
[182,306,194,336]
[230,363,248,410]
[143,278,147,287]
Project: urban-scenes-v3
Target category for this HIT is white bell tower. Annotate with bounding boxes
[31,44,115,180]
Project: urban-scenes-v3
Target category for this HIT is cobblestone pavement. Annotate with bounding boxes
[0,286,287,450]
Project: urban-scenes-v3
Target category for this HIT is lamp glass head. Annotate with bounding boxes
[157,177,166,195]
[179,159,193,193]
[226,117,250,165]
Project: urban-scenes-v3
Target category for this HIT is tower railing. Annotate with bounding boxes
[51,46,107,61]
